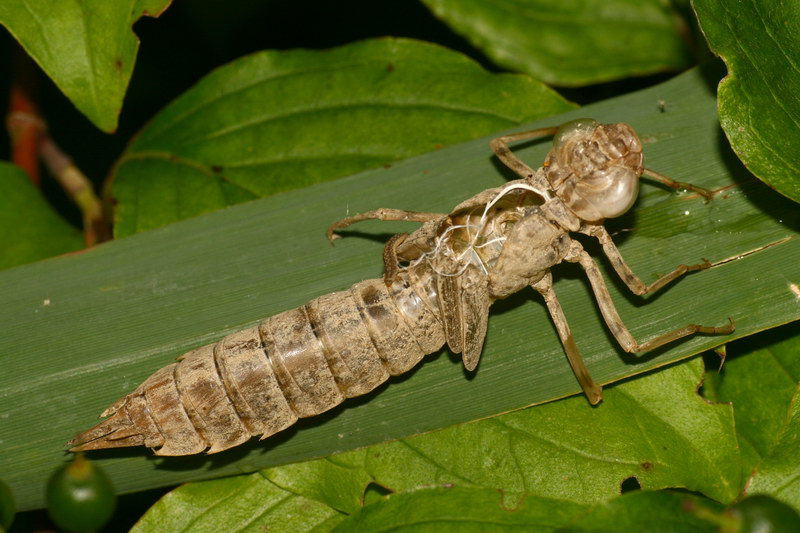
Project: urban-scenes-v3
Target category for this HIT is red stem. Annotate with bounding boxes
[7,46,44,184]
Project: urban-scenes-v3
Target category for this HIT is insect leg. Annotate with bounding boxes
[582,224,714,295]
[531,271,603,405]
[490,127,558,184]
[327,208,444,242]
[641,168,717,202]
[565,240,734,355]
[383,232,409,285]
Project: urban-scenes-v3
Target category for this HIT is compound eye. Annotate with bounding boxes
[553,118,599,150]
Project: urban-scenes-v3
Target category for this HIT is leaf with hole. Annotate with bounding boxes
[703,324,800,484]
[135,357,740,531]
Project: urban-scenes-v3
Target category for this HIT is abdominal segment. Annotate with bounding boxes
[69,276,445,456]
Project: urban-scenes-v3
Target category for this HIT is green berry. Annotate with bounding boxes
[46,454,116,532]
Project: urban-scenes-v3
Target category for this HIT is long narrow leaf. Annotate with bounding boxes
[2,65,799,511]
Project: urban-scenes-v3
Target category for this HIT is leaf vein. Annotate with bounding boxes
[174,102,520,148]
[399,439,475,485]
[491,417,640,467]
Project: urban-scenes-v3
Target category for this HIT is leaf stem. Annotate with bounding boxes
[39,136,111,246]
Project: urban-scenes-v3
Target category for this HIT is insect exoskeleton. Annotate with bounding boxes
[69,119,734,455]
[544,119,644,221]
[70,273,449,455]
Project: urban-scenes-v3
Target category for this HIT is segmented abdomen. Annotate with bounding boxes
[70,274,446,455]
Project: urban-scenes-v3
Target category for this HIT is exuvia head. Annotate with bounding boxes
[544,118,644,222]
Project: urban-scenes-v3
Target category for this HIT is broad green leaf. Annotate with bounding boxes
[262,459,374,514]
[419,0,692,86]
[703,324,800,481]
[0,162,83,269]
[140,486,724,533]
[350,359,740,504]
[130,472,344,533]
[693,0,800,202]
[333,487,583,533]
[111,38,575,237]
[143,359,737,527]
[3,65,800,512]
[747,387,800,510]
[557,490,723,533]
[0,0,171,132]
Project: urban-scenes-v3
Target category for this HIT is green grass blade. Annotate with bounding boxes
[2,64,799,511]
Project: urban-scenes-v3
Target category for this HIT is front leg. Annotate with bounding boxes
[581,224,712,295]
[641,168,718,202]
[327,208,444,242]
[490,127,557,194]
[564,239,734,355]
